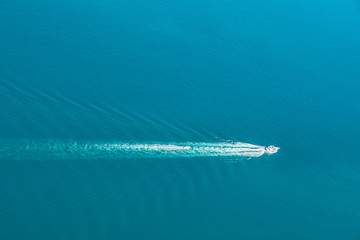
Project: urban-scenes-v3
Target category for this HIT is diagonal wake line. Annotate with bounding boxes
[0,140,279,160]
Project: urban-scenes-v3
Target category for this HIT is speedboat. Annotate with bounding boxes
[264,145,280,154]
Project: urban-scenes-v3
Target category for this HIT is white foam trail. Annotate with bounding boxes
[0,140,279,160]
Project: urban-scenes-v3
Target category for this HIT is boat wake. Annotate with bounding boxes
[0,140,279,160]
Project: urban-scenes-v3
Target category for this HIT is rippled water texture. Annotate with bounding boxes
[1,0,360,239]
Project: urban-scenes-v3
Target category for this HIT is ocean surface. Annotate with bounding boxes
[1,0,360,239]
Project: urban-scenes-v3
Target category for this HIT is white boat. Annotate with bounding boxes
[264,145,280,154]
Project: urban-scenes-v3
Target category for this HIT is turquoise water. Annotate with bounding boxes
[1,0,360,239]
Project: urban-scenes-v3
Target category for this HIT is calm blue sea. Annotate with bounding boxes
[1,0,360,239]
